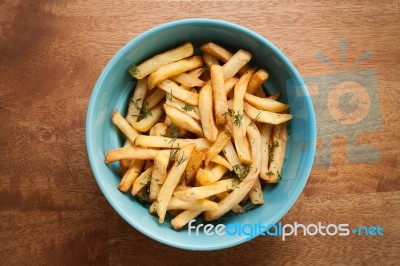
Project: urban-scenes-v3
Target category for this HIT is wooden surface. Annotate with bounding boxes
[1,0,399,265]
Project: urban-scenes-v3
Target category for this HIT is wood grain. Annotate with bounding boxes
[0,0,399,265]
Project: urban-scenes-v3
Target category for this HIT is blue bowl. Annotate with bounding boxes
[86,18,316,250]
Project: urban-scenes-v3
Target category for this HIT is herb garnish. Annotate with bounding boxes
[232,164,250,181]
[182,103,194,112]
[128,63,140,76]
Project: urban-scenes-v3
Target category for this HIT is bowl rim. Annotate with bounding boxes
[86,18,316,250]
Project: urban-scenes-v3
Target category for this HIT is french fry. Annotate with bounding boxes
[168,197,218,211]
[222,139,241,168]
[259,123,273,180]
[222,50,252,79]
[170,72,206,88]
[205,129,231,165]
[131,42,194,79]
[135,135,210,149]
[157,144,196,223]
[199,83,218,142]
[105,146,160,163]
[249,178,264,204]
[164,105,203,136]
[224,77,239,96]
[200,42,251,75]
[149,150,170,200]
[145,89,166,109]
[254,87,266,98]
[171,209,203,230]
[164,115,172,125]
[132,166,153,195]
[196,164,228,185]
[111,110,139,143]
[182,148,208,185]
[149,123,168,136]
[131,104,164,132]
[244,93,289,113]
[243,102,292,125]
[174,178,238,202]
[204,116,261,221]
[215,192,243,213]
[165,96,200,120]
[232,70,254,164]
[211,65,228,125]
[209,155,233,171]
[203,52,220,68]
[188,67,205,77]
[148,56,203,89]
[126,78,148,125]
[118,159,145,192]
[268,93,280,100]
[266,123,288,183]
[119,140,132,171]
[247,69,269,94]
[157,79,199,106]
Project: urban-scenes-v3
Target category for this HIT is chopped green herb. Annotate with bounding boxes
[166,89,173,102]
[223,108,243,127]
[182,103,194,112]
[169,148,179,161]
[249,111,261,126]
[232,164,250,181]
[128,63,140,76]
[176,153,187,166]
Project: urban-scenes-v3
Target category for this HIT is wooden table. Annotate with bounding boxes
[1,1,399,265]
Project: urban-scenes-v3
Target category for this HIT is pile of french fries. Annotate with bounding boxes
[105,42,292,230]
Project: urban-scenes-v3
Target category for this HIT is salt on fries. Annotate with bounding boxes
[105,42,292,230]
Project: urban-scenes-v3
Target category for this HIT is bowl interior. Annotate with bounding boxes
[86,19,316,250]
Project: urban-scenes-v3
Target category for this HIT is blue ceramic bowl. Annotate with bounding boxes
[86,18,316,250]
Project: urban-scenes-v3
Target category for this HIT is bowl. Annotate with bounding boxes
[86,18,316,250]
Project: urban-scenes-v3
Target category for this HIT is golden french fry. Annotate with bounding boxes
[182,148,208,185]
[259,123,273,180]
[224,77,239,96]
[164,105,203,136]
[131,104,164,132]
[149,123,168,136]
[157,79,199,106]
[199,83,218,142]
[157,144,196,223]
[205,129,231,165]
[111,110,139,143]
[243,102,292,125]
[211,65,228,125]
[247,69,269,94]
[165,96,200,120]
[170,72,206,88]
[249,177,264,204]
[244,93,289,113]
[131,42,194,79]
[268,93,280,100]
[196,164,228,185]
[222,139,241,168]
[254,87,266,98]
[204,116,261,221]
[188,67,205,77]
[105,146,159,163]
[118,159,145,192]
[126,78,148,125]
[168,197,218,211]
[171,210,202,230]
[215,192,243,213]
[132,166,153,195]
[200,42,251,75]
[232,70,254,164]
[148,56,203,89]
[266,123,288,183]
[222,50,252,79]
[174,178,238,202]
[145,89,166,109]
[119,140,133,171]
[203,52,220,68]
[149,150,170,200]
[209,155,233,171]
[135,135,210,149]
